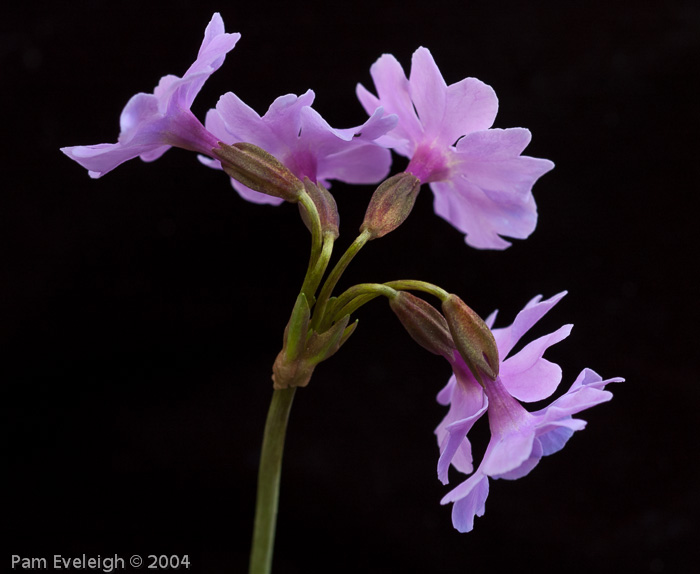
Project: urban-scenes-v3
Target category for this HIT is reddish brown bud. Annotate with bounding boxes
[300,178,339,239]
[442,294,500,384]
[214,142,304,202]
[389,292,455,358]
[360,172,420,239]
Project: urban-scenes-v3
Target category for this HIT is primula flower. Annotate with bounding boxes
[61,14,240,178]
[435,292,623,532]
[357,47,555,249]
[200,90,398,204]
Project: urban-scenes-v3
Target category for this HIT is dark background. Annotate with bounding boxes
[4,1,698,572]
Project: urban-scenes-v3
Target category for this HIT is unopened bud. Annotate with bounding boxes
[304,315,353,365]
[442,295,499,384]
[214,142,304,202]
[360,172,420,239]
[389,292,455,358]
[300,178,339,239]
[272,316,358,390]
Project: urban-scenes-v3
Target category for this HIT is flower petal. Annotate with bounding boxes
[536,422,577,456]
[61,143,151,179]
[481,428,536,477]
[455,129,555,206]
[230,181,285,205]
[499,324,572,402]
[436,376,456,406]
[119,93,162,144]
[431,175,537,249]
[441,472,489,533]
[358,53,423,148]
[319,145,392,185]
[208,91,266,143]
[443,77,498,144]
[491,292,567,358]
[493,436,543,480]
[180,14,240,109]
[436,385,488,483]
[190,13,240,74]
[332,106,398,142]
[408,47,446,140]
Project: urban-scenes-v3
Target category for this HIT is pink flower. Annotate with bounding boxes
[61,14,240,178]
[436,293,623,532]
[200,90,397,204]
[357,48,554,249]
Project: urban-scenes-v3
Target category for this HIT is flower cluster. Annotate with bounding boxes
[435,292,623,532]
[62,13,621,537]
[62,13,552,249]
[62,13,395,207]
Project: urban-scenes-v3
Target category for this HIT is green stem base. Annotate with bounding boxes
[249,387,296,574]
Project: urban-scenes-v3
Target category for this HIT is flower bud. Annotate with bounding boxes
[360,172,420,239]
[214,142,304,202]
[442,294,499,384]
[304,315,354,366]
[389,292,455,358]
[272,316,358,390]
[300,178,339,239]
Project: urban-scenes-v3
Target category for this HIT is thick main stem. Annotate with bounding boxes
[249,387,296,574]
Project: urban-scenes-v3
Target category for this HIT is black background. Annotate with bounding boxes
[4,1,698,572]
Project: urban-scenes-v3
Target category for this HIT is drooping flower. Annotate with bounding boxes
[357,48,554,249]
[436,292,623,532]
[61,13,240,178]
[200,90,398,204]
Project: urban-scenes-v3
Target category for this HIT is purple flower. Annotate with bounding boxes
[61,14,240,178]
[436,293,623,532]
[357,47,554,249]
[200,90,398,204]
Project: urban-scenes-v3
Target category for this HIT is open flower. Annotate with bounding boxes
[436,293,623,532]
[61,13,240,178]
[200,90,397,204]
[357,47,554,249]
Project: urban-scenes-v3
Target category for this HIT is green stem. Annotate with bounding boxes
[383,279,450,301]
[298,192,324,298]
[310,229,371,330]
[249,387,296,574]
[300,232,335,303]
[324,283,398,328]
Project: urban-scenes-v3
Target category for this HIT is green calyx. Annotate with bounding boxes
[215,142,304,202]
[389,291,455,358]
[272,301,357,389]
[360,172,421,240]
[441,294,500,385]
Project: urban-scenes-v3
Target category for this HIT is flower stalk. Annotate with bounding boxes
[309,229,371,331]
[249,388,296,574]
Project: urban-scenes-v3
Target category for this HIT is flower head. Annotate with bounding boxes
[200,90,398,204]
[61,14,240,178]
[357,47,554,249]
[435,293,623,532]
